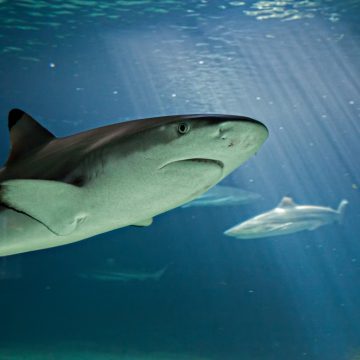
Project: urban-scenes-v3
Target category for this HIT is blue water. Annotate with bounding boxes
[0,1,360,359]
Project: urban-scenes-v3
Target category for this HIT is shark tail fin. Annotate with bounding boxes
[154,263,171,280]
[337,199,349,224]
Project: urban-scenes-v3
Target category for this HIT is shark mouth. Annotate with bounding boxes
[159,158,224,170]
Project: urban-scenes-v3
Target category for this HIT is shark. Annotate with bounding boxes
[181,184,261,208]
[0,109,268,256]
[224,196,348,239]
[77,265,168,282]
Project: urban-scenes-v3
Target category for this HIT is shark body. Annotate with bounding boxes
[224,197,348,239]
[0,109,268,256]
[182,184,261,208]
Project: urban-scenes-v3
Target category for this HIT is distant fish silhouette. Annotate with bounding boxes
[182,185,261,208]
[77,265,169,282]
[224,197,348,239]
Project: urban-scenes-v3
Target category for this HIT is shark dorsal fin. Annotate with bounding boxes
[278,196,296,208]
[6,109,55,165]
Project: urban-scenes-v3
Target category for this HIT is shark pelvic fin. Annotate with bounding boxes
[308,222,322,231]
[6,109,56,165]
[132,218,153,227]
[0,179,86,236]
[278,196,296,208]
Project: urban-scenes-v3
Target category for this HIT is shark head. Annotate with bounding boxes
[224,220,266,239]
[105,114,268,210]
[153,115,268,176]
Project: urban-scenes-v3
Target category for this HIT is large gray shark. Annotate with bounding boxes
[181,184,261,208]
[224,197,348,239]
[0,109,268,256]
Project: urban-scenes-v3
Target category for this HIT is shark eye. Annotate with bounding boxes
[178,122,191,135]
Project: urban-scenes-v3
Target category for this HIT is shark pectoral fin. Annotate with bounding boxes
[0,179,86,236]
[132,218,153,227]
[308,222,322,231]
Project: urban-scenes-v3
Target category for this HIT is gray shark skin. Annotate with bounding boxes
[0,109,268,256]
[77,265,168,282]
[182,184,261,208]
[224,197,348,239]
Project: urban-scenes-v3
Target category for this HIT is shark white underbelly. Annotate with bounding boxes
[0,155,223,255]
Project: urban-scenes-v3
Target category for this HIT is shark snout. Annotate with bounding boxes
[214,117,268,147]
[217,122,236,147]
[210,117,268,177]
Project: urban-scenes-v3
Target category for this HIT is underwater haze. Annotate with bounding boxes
[0,0,360,359]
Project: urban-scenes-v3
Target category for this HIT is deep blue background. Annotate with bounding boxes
[0,1,359,359]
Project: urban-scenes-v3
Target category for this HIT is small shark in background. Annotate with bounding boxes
[224,196,348,239]
[77,265,168,282]
[182,184,261,208]
[0,109,268,256]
